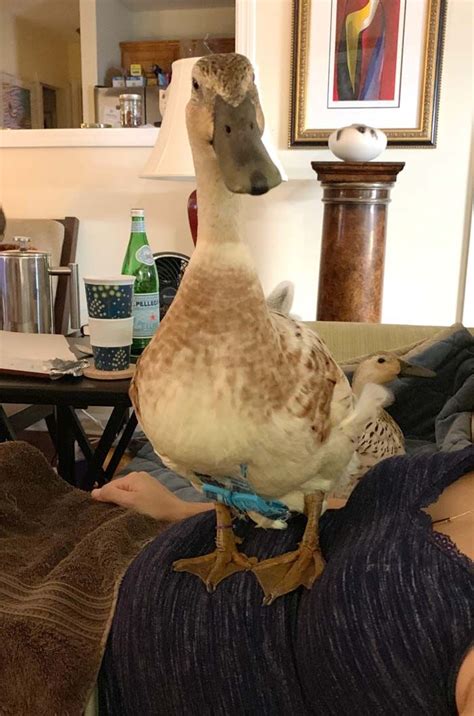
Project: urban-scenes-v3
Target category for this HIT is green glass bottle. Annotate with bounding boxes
[121,208,160,356]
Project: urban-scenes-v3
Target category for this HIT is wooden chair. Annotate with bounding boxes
[54,217,80,334]
[0,216,79,440]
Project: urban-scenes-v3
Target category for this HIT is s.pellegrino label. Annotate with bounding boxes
[132,292,160,338]
[121,208,160,354]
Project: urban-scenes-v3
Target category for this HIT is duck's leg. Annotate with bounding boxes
[252,491,325,605]
[173,503,257,591]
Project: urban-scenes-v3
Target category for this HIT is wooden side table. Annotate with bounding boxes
[312,161,405,322]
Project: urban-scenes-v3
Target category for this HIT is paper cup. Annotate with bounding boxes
[92,345,131,371]
[84,276,135,319]
[89,316,133,371]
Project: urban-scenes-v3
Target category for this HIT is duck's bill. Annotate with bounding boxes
[213,94,282,196]
[398,359,436,378]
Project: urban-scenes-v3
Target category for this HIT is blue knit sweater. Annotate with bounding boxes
[100,448,474,715]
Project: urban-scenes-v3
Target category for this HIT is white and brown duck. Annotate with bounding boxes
[333,353,436,498]
[130,54,387,603]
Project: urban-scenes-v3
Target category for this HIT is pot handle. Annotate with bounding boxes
[48,263,81,331]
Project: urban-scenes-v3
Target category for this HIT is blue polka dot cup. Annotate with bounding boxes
[88,317,134,372]
[84,276,135,319]
[92,345,131,371]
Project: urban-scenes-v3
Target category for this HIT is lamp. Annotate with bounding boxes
[141,57,197,181]
[141,57,198,244]
[141,56,287,246]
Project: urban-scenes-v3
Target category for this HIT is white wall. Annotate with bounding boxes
[129,6,235,41]
[67,40,83,82]
[1,0,473,326]
[459,118,474,326]
[79,0,98,123]
[96,0,133,84]
[0,0,17,76]
[0,4,74,128]
[464,224,474,326]
[80,0,133,121]
[462,163,474,325]
[67,40,83,127]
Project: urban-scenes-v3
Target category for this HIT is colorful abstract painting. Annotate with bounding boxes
[333,0,403,102]
[291,0,446,146]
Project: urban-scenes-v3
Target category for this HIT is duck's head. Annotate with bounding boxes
[187,53,282,196]
[352,352,436,394]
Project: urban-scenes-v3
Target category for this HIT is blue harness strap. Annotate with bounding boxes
[195,464,290,521]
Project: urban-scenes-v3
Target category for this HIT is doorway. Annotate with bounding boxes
[42,85,58,128]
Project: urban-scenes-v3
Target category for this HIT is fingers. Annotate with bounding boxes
[93,474,144,497]
[90,471,182,519]
[90,473,153,508]
[91,481,135,508]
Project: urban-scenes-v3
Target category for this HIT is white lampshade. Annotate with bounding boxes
[141,57,197,180]
[141,56,287,182]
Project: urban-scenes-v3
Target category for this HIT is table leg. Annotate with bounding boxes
[45,411,58,451]
[56,406,76,485]
[65,406,94,463]
[104,411,138,482]
[0,406,16,441]
[80,406,131,491]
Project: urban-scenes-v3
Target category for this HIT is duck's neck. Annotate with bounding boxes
[352,369,375,398]
[194,155,242,247]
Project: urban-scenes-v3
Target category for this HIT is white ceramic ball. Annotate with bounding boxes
[328,124,387,162]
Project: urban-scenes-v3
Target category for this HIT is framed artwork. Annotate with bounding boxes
[0,73,36,129]
[290,0,447,147]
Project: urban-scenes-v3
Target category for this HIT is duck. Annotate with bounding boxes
[130,53,388,604]
[332,352,436,498]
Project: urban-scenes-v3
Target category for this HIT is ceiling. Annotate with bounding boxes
[121,0,234,10]
[10,0,80,37]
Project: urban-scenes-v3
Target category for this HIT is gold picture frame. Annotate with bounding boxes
[290,0,447,147]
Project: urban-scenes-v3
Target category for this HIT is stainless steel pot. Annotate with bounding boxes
[0,236,80,333]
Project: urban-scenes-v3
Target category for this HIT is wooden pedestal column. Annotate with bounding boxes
[312,162,405,323]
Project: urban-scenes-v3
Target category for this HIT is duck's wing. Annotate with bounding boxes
[269,312,354,444]
[358,410,405,460]
[332,409,405,497]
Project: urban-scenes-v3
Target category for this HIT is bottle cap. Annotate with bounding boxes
[131,209,145,217]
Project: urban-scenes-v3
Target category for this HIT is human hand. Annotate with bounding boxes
[91,471,214,522]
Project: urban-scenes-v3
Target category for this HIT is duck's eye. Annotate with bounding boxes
[192,79,199,90]
[377,357,386,364]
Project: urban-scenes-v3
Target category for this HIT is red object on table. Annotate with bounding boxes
[187,189,198,246]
